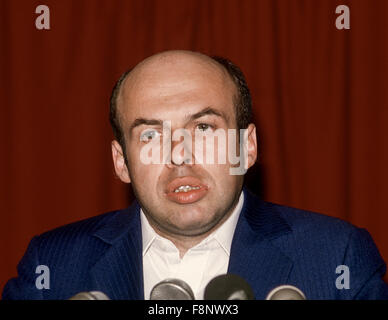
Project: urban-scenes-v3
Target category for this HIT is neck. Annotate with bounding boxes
[153,231,210,258]
[146,194,241,258]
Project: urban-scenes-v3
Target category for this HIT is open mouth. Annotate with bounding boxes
[173,185,201,193]
[165,177,209,204]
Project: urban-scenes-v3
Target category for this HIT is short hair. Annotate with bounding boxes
[210,56,253,130]
[109,68,132,151]
[109,55,253,150]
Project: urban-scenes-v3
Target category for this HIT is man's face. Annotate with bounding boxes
[112,53,257,238]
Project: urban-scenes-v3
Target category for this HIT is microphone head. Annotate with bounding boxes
[69,291,110,300]
[204,274,255,300]
[150,278,195,300]
[265,285,306,300]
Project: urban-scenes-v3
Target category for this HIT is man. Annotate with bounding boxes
[3,50,388,300]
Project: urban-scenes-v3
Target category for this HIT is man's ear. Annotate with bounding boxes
[111,140,131,183]
[246,123,258,169]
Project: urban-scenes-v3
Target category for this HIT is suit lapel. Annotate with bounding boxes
[90,201,144,300]
[228,189,294,299]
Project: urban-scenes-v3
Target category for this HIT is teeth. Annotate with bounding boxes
[174,185,201,193]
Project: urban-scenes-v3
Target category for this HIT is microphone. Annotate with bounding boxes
[265,285,306,300]
[204,274,255,300]
[69,291,110,300]
[150,278,195,300]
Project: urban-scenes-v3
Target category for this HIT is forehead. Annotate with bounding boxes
[117,54,237,124]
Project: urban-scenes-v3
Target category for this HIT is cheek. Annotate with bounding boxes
[129,162,162,187]
[202,163,238,186]
[125,144,160,186]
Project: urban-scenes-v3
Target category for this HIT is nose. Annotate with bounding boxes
[166,129,194,168]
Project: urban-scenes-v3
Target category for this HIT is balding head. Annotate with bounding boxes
[124,51,227,86]
[109,50,252,150]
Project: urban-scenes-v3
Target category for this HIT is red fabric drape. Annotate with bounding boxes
[1,0,388,291]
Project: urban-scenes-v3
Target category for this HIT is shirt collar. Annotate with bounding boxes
[140,191,244,257]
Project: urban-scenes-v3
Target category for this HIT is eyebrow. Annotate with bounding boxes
[129,106,228,132]
[187,107,227,122]
[129,118,163,132]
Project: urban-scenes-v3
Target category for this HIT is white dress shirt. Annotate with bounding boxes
[141,191,244,300]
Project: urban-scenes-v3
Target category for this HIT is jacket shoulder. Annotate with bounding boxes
[267,201,356,236]
[37,209,121,243]
[25,209,128,270]
[258,200,388,299]
[2,207,135,300]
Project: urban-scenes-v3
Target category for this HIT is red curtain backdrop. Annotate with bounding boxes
[1,0,388,291]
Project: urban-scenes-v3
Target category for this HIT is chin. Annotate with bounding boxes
[172,224,214,237]
[172,215,216,235]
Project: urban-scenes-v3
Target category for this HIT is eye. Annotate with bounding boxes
[140,129,161,142]
[196,123,214,132]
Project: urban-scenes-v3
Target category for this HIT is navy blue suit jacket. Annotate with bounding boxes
[3,189,388,300]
